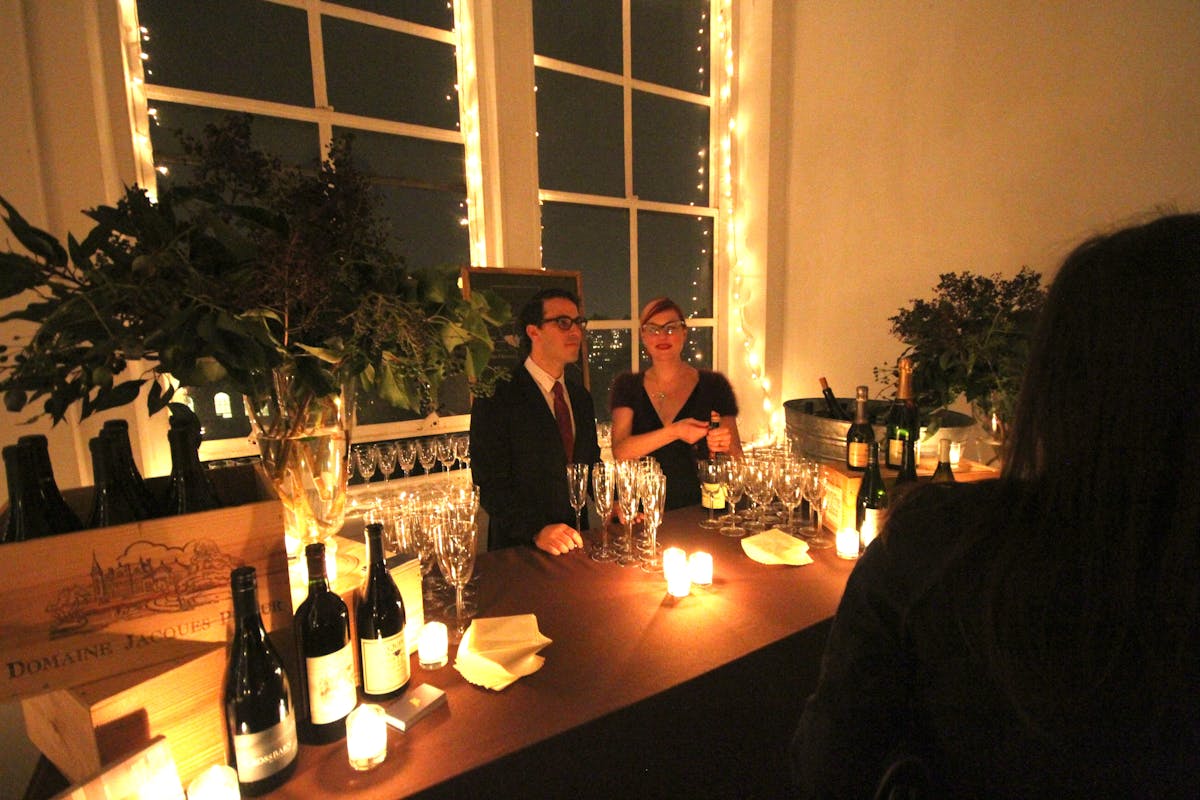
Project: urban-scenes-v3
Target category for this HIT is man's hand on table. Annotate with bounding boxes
[534,523,584,555]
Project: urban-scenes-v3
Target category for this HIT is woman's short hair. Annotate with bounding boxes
[639,297,686,327]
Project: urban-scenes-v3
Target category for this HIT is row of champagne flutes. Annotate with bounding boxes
[362,480,480,638]
[568,458,667,571]
[350,434,471,483]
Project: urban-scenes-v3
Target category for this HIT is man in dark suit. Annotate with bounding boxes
[470,288,601,554]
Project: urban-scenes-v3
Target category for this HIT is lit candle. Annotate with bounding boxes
[418,621,449,669]
[346,703,388,771]
[949,440,964,468]
[663,547,691,597]
[186,764,240,800]
[688,552,713,586]
[835,528,860,560]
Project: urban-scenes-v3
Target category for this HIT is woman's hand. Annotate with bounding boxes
[673,418,711,444]
[706,425,733,453]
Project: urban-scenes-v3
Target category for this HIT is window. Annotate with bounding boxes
[532,0,719,421]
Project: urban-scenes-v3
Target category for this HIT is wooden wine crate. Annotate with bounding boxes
[820,455,1000,533]
[0,463,291,703]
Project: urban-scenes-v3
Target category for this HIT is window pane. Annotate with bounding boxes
[541,202,631,321]
[533,0,621,74]
[536,69,623,197]
[587,328,631,423]
[633,91,709,205]
[188,381,252,442]
[149,103,321,186]
[324,16,459,130]
[631,0,710,94]
[137,0,313,106]
[637,211,713,317]
[330,0,454,30]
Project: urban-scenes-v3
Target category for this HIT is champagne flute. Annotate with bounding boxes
[802,468,833,549]
[639,470,666,572]
[589,461,617,562]
[614,460,640,567]
[697,459,725,529]
[566,463,589,539]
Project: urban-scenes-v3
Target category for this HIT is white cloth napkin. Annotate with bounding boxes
[454,614,553,691]
[740,528,813,566]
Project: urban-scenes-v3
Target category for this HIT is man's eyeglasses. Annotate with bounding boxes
[641,321,687,337]
[540,315,589,331]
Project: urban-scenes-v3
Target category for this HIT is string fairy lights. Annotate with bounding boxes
[452,0,487,266]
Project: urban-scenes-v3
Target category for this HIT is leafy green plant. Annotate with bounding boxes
[876,269,1046,436]
[0,115,509,425]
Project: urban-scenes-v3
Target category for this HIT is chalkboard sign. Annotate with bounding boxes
[461,267,589,389]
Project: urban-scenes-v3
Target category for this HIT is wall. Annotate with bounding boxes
[772,0,1200,410]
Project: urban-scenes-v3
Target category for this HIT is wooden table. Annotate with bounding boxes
[265,506,854,798]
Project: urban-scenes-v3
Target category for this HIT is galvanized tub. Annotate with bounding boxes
[784,397,975,463]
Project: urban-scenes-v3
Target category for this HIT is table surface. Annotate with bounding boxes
[264,506,854,798]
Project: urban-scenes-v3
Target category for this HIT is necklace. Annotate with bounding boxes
[647,369,686,405]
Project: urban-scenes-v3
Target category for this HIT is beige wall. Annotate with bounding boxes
[771,0,1200,412]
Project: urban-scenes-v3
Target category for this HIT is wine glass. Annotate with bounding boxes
[638,469,666,572]
[353,444,379,484]
[719,458,747,537]
[416,438,438,475]
[566,463,589,538]
[776,461,806,537]
[589,461,617,562]
[376,441,398,483]
[397,440,417,479]
[614,460,641,567]
[697,459,725,529]
[802,468,833,549]
[436,436,457,473]
[434,515,478,639]
[453,434,471,472]
[742,460,773,531]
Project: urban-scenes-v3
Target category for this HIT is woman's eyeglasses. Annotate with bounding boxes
[540,315,589,331]
[641,321,687,337]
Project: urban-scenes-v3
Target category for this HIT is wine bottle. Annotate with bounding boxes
[101,420,159,518]
[357,522,410,700]
[2,445,54,543]
[855,441,888,549]
[844,385,873,472]
[294,542,356,744]
[17,435,83,533]
[892,436,919,501]
[224,566,299,796]
[164,424,222,514]
[885,358,919,469]
[87,436,145,528]
[819,377,850,420]
[931,438,956,484]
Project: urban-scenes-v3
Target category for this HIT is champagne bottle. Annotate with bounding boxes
[819,377,850,420]
[2,445,54,543]
[885,358,919,469]
[18,435,83,534]
[357,522,410,699]
[856,441,888,550]
[224,566,299,796]
[294,542,355,744]
[931,438,956,484]
[844,385,873,472]
[87,436,145,528]
[892,435,919,501]
[101,420,159,518]
[164,424,222,514]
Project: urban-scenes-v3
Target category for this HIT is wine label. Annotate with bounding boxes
[306,644,356,724]
[847,442,869,469]
[860,508,884,549]
[887,438,904,466]
[700,482,726,509]
[232,715,298,784]
[361,629,410,695]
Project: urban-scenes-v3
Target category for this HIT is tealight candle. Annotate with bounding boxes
[949,440,964,467]
[835,528,860,560]
[418,621,449,669]
[346,703,388,771]
[663,547,691,597]
[688,552,713,586]
[186,764,240,800]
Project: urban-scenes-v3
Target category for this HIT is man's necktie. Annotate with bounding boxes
[551,381,574,460]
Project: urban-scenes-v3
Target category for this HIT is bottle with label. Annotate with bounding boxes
[819,377,851,420]
[164,423,222,514]
[856,441,889,550]
[357,522,410,700]
[931,438,957,484]
[18,435,83,534]
[224,566,298,796]
[885,358,920,469]
[101,420,159,518]
[2,445,54,543]
[294,542,355,744]
[844,385,873,472]
[87,436,145,528]
[892,435,919,502]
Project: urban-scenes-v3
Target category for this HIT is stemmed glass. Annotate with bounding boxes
[719,458,747,537]
[638,468,666,572]
[776,461,806,537]
[742,460,774,531]
[434,516,478,639]
[614,460,641,567]
[353,444,379,484]
[589,461,617,562]
[436,436,457,473]
[416,438,438,475]
[376,442,398,483]
[697,459,725,529]
[397,440,417,479]
[802,467,833,549]
[453,434,471,472]
[566,463,590,538]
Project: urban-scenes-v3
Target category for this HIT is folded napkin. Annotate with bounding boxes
[741,528,813,566]
[454,614,553,691]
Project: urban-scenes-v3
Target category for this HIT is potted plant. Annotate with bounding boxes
[876,269,1046,447]
[0,115,509,544]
